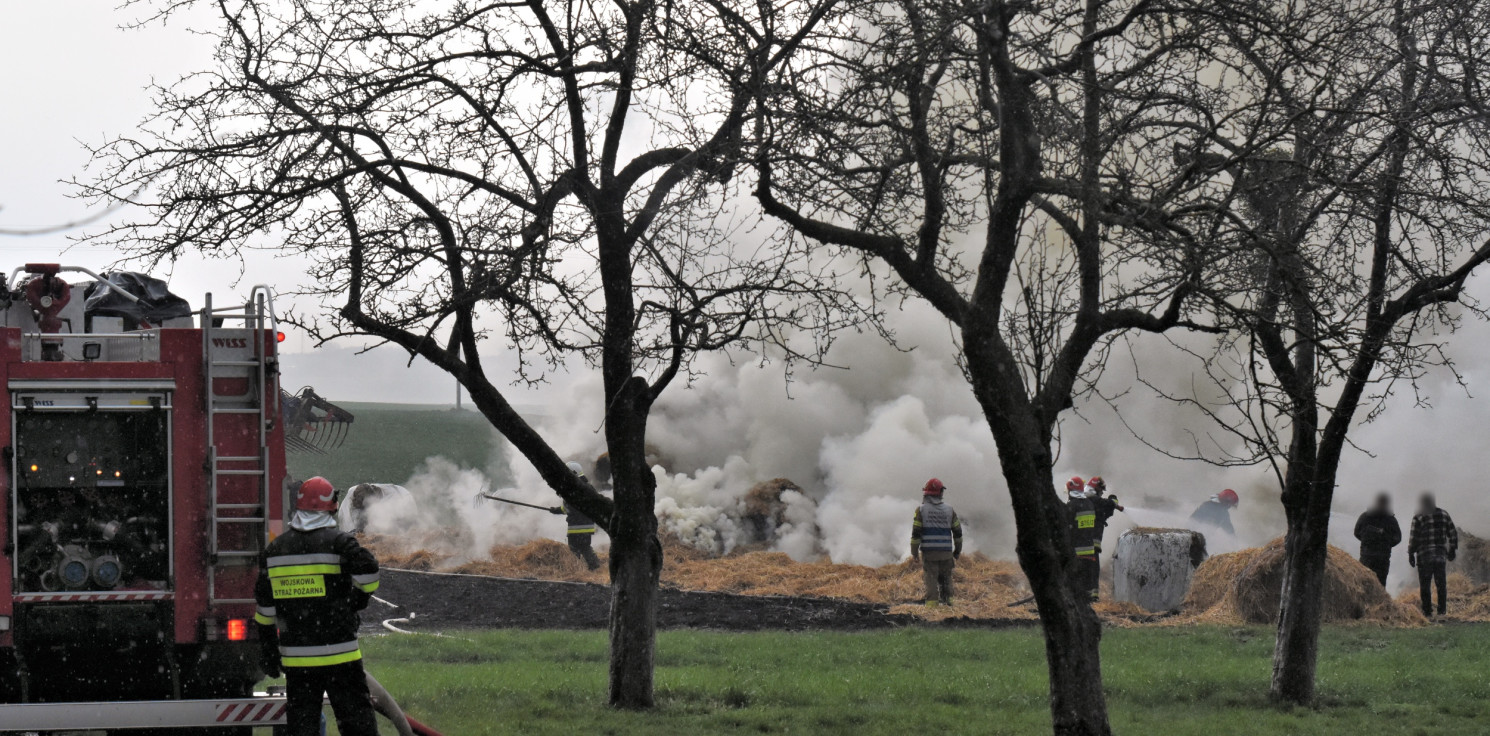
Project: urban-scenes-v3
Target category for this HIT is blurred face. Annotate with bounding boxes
[1419,493,1436,513]
[1374,493,1392,512]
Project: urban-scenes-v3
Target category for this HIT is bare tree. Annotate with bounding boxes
[752,1,1234,733]
[1149,0,1490,705]
[83,0,848,708]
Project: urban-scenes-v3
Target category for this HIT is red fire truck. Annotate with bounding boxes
[0,264,292,733]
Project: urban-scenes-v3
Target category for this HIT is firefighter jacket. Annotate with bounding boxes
[1090,495,1120,552]
[1189,500,1234,535]
[1067,495,1097,558]
[563,502,597,536]
[911,497,963,561]
[254,527,380,668]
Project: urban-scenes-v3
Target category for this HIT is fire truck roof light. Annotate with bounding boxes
[28,464,37,473]
[226,619,248,642]
[276,331,286,343]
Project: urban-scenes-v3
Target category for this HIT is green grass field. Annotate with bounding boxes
[322,625,1490,736]
[286,402,507,490]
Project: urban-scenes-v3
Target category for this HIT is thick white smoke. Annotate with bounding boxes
[360,455,569,562]
[475,301,1011,565]
[358,273,1490,591]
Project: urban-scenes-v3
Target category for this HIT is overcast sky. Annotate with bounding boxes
[0,1,516,404]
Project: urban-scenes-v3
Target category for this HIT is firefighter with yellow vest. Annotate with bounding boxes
[255,477,381,735]
[548,461,601,570]
[1065,477,1100,602]
[910,478,963,606]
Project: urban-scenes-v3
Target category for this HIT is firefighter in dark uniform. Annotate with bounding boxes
[1065,477,1099,602]
[549,461,601,571]
[255,476,381,736]
[1085,476,1124,597]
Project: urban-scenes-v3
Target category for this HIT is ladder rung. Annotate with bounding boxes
[217,469,265,476]
[215,456,262,463]
[213,551,260,558]
[211,408,262,415]
[212,361,261,367]
[216,503,264,511]
[216,516,267,523]
[209,598,257,605]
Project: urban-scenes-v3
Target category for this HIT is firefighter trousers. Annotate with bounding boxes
[285,659,378,736]
[922,556,955,604]
[1070,557,1100,602]
[569,533,601,571]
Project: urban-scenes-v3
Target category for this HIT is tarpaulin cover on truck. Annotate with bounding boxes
[84,271,192,324]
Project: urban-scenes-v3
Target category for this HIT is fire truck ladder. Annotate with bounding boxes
[202,289,275,605]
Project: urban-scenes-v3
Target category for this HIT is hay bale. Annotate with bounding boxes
[1448,528,1490,585]
[1184,538,1422,625]
[1112,528,1207,612]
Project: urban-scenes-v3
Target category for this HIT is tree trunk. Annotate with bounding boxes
[604,376,662,709]
[1269,505,1329,704]
[1040,605,1110,736]
[970,362,1112,735]
[607,508,661,709]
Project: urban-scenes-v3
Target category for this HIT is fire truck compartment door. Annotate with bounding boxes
[10,379,175,411]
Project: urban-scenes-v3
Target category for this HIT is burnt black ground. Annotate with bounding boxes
[368,568,1036,632]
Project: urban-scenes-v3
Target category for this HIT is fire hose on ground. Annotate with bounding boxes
[364,596,448,736]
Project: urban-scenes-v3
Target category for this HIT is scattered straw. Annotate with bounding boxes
[362,531,1450,628]
[1393,573,1490,622]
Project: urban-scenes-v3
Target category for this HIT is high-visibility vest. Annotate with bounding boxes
[915,500,959,552]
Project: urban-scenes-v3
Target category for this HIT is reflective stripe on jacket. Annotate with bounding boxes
[255,526,379,667]
[564,502,596,535]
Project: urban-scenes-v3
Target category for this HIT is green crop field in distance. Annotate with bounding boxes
[285,402,510,491]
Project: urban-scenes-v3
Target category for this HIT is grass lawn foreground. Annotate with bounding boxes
[327,624,1490,735]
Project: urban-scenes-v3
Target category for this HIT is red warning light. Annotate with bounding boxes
[276,331,286,343]
[226,619,248,642]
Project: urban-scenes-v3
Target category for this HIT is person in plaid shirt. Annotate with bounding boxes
[1407,492,1458,618]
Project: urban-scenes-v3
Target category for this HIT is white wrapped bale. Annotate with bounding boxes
[1112,528,1208,612]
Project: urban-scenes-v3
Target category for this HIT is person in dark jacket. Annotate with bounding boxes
[1189,489,1238,535]
[1353,493,1402,586]
[1065,477,1099,602]
[255,477,381,736]
[549,461,601,570]
[1408,492,1458,618]
[910,478,963,606]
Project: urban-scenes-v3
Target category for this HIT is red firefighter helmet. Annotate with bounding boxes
[1218,488,1239,507]
[296,476,338,512]
[1066,477,1085,493]
[922,478,946,496]
[1087,476,1106,493]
